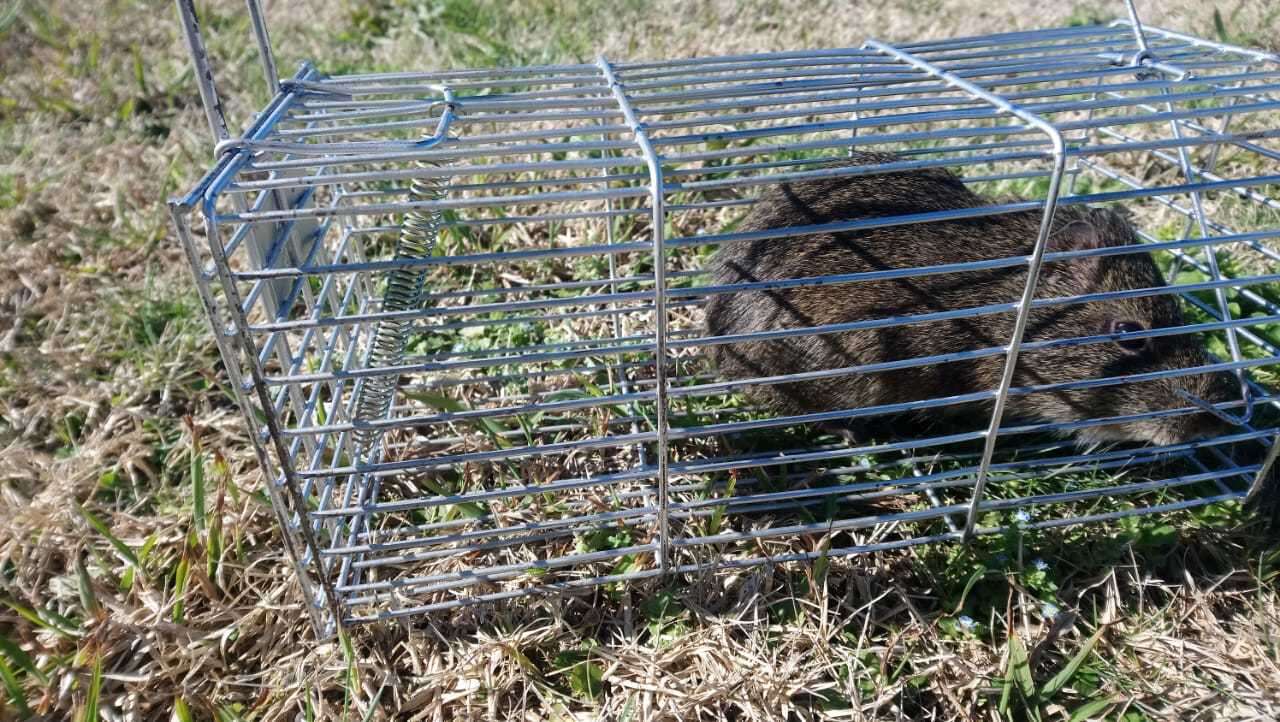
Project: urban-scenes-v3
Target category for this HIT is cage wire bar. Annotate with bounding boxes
[169,0,1280,635]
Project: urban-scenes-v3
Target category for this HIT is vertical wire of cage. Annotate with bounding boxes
[169,1,339,634]
[170,0,1280,635]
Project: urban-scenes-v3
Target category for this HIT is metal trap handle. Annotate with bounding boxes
[212,84,458,158]
[176,0,458,159]
[175,0,280,145]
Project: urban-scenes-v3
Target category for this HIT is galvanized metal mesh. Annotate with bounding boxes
[170,18,1280,634]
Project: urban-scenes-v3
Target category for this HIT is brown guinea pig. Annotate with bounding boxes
[703,151,1237,446]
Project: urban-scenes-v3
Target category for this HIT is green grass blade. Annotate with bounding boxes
[171,554,191,624]
[216,706,250,722]
[952,565,988,614]
[341,630,360,718]
[1212,8,1229,42]
[1068,696,1114,722]
[0,637,46,687]
[173,697,194,722]
[79,654,102,722]
[207,514,224,584]
[1006,632,1040,721]
[130,43,147,95]
[75,557,101,617]
[1,599,78,639]
[76,504,142,575]
[44,606,80,636]
[619,695,637,722]
[418,477,488,519]
[360,685,385,722]
[10,603,41,634]
[706,473,736,537]
[138,532,159,566]
[813,534,832,584]
[0,0,22,34]
[0,655,31,718]
[1040,626,1104,699]
[998,663,1012,714]
[403,390,512,449]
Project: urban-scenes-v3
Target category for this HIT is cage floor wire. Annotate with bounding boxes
[170,1,1280,635]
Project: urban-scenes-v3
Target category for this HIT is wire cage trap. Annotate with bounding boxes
[169,0,1280,636]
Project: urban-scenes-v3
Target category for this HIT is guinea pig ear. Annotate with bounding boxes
[1046,219,1102,255]
[1042,219,1106,277]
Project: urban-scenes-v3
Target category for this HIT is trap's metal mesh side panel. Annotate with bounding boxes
[174,21,1280,629]
[169,63,344,634]
[606,24,1280,583]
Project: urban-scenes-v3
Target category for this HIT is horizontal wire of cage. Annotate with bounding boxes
[170,9,1280,633]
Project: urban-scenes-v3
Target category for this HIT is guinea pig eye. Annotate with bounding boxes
[1108,320,1148,352]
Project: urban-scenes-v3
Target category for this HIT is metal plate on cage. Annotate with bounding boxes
[241,170,323,318]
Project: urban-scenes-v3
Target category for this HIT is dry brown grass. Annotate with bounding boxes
[2,0,1280,720]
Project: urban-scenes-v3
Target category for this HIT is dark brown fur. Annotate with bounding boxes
[704,152,1236,446]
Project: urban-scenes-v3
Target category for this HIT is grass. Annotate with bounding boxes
[2,0,1280,720]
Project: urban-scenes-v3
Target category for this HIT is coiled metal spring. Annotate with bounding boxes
[352,163,448,455]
